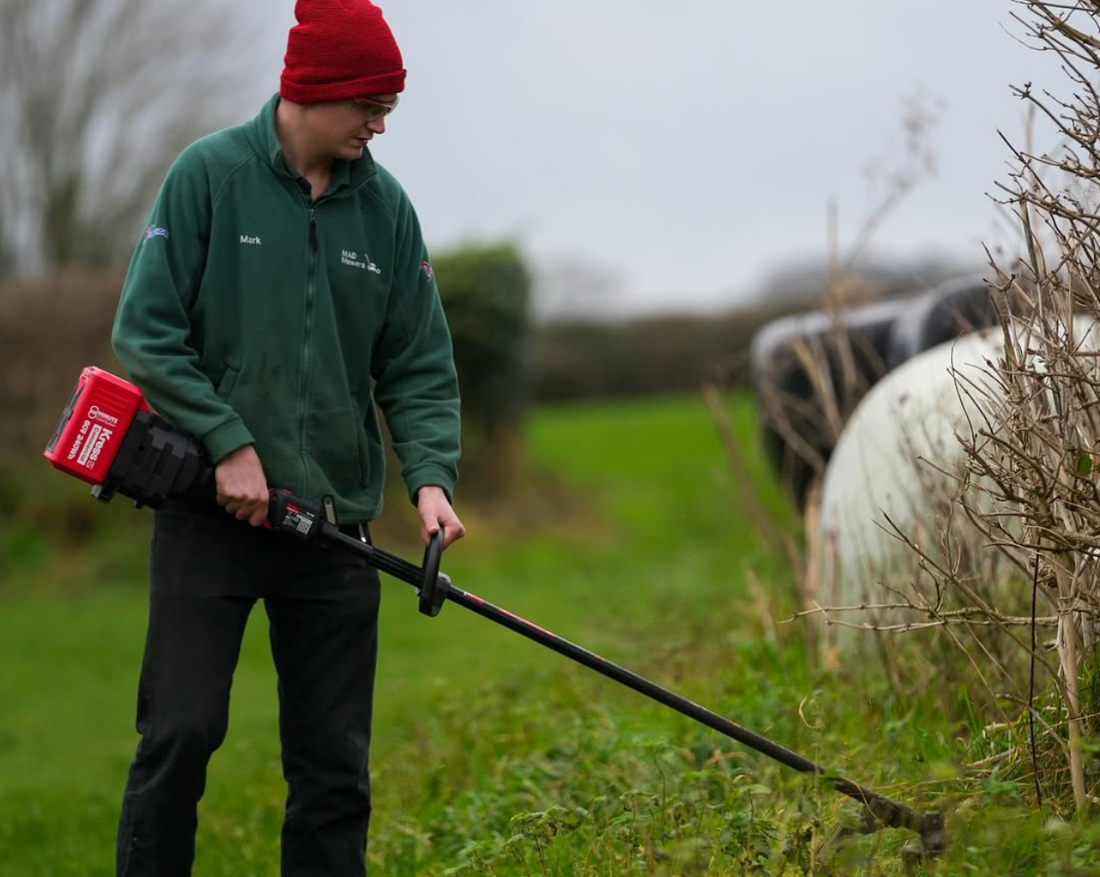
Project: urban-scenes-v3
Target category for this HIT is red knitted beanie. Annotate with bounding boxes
[280,0,406,102]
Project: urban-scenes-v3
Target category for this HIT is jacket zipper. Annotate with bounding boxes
[299,205,318,492]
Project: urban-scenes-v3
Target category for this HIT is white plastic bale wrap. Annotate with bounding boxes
[815,329,1006,645]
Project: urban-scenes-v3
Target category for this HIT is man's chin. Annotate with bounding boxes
[332,143,365,162]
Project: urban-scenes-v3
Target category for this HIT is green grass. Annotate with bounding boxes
[1,393,1095,876]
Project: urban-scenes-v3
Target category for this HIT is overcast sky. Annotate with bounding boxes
[233,1,1058,316]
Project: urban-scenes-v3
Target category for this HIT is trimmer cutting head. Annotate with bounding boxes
[821,802,946,867]
[918,810,947,858]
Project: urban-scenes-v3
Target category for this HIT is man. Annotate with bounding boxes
[110,2,464,874]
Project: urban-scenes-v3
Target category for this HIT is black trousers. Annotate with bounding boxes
[116,502,382,877]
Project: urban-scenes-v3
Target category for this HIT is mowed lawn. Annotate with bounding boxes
[0,392,797,877]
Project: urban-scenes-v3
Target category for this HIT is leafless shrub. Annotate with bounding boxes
[811,1,1100,812]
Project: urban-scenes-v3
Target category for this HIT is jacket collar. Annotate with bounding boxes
[245,94,378,195]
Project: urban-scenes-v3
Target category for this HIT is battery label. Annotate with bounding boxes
[86,427,112,468]
[67,419,90,461]
[87,405,120,427]
[67,420,115,469]
[77,424,101,466]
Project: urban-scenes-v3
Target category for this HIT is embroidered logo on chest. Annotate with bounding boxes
[341,250,382,274]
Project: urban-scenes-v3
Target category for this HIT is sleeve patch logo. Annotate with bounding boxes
[420,260,434,279]
[143,226,169,244]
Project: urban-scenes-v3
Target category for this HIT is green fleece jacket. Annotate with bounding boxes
[112,95,460,522]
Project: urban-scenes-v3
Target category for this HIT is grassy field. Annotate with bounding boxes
[1,393,1096,876]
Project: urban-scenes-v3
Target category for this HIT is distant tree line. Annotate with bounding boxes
[532,306,794,400]
[531,257,971,401]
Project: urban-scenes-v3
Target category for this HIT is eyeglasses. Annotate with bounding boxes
[352,95,399,120]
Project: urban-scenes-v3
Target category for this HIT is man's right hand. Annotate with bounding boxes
[215,444,270,527]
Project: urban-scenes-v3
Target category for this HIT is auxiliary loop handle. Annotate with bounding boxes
[418,528,447,617]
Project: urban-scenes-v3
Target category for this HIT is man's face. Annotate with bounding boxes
[306,94,398,161]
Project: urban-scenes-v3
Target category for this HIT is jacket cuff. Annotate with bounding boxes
[405,464,456,505]
[203,418,256,464]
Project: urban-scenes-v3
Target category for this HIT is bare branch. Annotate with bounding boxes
[0,0,261,276]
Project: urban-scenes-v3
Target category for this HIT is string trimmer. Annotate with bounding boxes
[44,367,947,860]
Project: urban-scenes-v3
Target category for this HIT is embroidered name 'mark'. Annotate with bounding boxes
[240,234,262,245]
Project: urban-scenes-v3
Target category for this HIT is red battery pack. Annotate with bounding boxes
[43,367,148,485]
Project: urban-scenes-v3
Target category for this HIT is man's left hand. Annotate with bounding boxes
[416,486,465,549]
